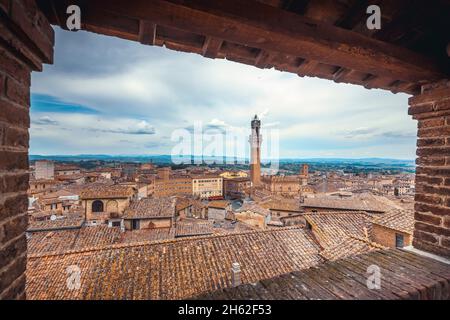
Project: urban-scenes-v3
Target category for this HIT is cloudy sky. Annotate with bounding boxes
[30,28,417,159]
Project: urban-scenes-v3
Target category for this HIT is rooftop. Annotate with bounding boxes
[80,184,136,199]
[372,209,415,234]
[27,225,122,256]
[26,227,322,299]
[301,193,402,213]
[304,211,373,249]
[175,219,214,237]
[197,249,450,300]
[123,197,175,219]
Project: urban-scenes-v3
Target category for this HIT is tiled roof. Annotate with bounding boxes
[28,225,122,256]
[119,228,175,244]
[123,197,175,219]
[304,211,373,249]
[175,219,213,237]
[26,227,322,300]
[80,184,135,199]
[27,218,84,232]
[260,199,301,212]
[319,236,385,261]
[175,197,192,212]
[197,249,450,300]
[239,202,271,217]
[372,209,415,234]
[301,194,401,213]
[207,200,230,209]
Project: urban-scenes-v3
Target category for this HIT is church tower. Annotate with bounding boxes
[249,115,262,186]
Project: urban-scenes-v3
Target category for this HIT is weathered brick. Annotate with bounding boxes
[0,254,26,294]
[415,156,445,166]
[444,217,450,229]
[445,178,450,186]
[413,230,438,244]
[0,193,28,220]
[0,48,30,85]
[415,222,450,238]
[415,202,450,216]
[409,87,450,106]
[0,173,29,194]
[5,77,29,106]
[3,126,29,148]
[414,193,443,205]
[435,99,450,112]
[413,238,450,259]
[10,0,53,64]
[416,166,450,177]
[417,147,450,157]
[408,103,434,115]
[0,150,28,170]
[0,99,30,127]
[418,118,445,129]
[414,211,441,226]
[442,237,450,249]
[0,213,28,244]
[417,126,450,138]
[0,234,26,270]
[422,185,450,197]
[416,138,444,147]
[0,273,25,300]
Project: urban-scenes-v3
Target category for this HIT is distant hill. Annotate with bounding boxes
[29,154,415,173]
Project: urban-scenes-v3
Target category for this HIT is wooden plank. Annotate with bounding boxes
[82,0,445,83]
[139,21,157,45]
[202,36,222,58]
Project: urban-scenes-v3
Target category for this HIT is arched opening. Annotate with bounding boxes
[92,200,104,213]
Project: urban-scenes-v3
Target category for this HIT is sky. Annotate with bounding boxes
[30,27,417,160]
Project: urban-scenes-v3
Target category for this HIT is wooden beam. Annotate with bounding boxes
[139,21,157,45]
[85,0,444,83]
[297,60,318,77]
[202,36,222,58]
[332,67,352,82]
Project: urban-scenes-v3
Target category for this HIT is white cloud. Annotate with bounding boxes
[30,28,416,159]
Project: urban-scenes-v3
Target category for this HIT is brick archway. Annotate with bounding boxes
[0,0,449,299]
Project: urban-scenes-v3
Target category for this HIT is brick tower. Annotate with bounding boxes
[249,115,262,186]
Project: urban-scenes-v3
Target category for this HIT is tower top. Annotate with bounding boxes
[251,114,261,129]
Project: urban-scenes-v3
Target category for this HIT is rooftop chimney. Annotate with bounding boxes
[231,262,241,287]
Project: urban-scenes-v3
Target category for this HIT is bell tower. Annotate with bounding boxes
[249,115,262,186]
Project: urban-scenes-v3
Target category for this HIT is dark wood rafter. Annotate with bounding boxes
[202,36,223,58]
[138,21,157,45]
[36,0,450,95]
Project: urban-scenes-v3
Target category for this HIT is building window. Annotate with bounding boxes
[132,219,140,230]
[92,200,104,213]
[111,221,121,227]
[395,233,404,248]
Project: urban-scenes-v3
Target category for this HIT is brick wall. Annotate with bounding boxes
[0,0,53,299]
[408,80,450,258]
[371,224,412,248]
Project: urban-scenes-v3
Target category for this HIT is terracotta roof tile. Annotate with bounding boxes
[372,209,414,234]
[26,227,322,300]
[80,184,135,199]
[319,236,386,261]
[304,211,373,249]
[28,225,121,256]
[175,219,213,237]
[123,197,175,219]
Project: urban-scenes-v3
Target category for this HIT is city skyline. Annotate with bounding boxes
[30,28,416,159]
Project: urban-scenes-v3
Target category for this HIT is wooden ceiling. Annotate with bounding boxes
[37,0,450,95]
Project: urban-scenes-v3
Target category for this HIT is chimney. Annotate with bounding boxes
[231,262,241,287]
